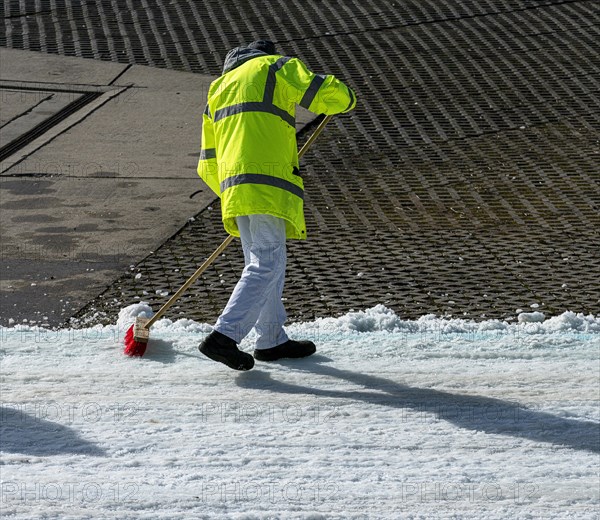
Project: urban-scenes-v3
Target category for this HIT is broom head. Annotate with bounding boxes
[124,317,150,357]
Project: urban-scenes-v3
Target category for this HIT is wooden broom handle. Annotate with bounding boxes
[145,114,334,328]
[298,115,333,159]
[145,234,235,328]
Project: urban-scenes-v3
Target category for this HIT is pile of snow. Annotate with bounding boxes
[292,304,599,335]
[110,302,600,338]
[115,302,154,331]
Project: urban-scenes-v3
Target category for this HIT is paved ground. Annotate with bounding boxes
[1,0,599,327]
[0,48,216,325]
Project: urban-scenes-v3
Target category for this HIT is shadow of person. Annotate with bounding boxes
[237,358,599,453]
[0,407,106,456]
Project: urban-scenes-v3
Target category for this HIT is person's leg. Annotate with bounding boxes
[247,221,316,361]
[213,214,287,344]
[253,252,289,350]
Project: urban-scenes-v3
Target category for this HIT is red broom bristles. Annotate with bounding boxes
[123,324,148,357]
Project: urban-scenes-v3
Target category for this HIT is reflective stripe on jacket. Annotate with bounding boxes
[198,48,357,239]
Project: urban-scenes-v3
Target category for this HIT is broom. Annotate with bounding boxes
[123,114,334,356]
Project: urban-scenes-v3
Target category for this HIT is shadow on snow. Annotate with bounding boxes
[236,356,599,454]
[0,407,106,457]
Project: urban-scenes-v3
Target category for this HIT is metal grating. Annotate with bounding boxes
[1,0,599,323]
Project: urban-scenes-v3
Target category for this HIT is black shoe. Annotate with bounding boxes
[199,331,254,371]
[253,339,316,361]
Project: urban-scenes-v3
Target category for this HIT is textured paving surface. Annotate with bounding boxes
[1,0,599,323]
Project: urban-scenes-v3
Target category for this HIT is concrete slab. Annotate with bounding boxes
[0,175,201,258]
[0,89,52,126]
[0,175,201,325]
[0,85,127,170]
[1,91,78,146]
[0,47,128,86]
[8,64,215,180]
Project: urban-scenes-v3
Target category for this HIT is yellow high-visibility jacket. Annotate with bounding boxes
[197,47,357,239]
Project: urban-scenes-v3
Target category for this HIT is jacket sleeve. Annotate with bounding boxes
[197,104,221,197]
[278,57,357,115]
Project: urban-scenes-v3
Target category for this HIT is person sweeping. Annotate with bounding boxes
[197,40,357,371]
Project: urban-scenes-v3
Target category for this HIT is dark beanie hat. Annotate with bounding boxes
[247,40,277,55]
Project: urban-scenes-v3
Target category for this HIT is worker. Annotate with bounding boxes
[197,40,356,370]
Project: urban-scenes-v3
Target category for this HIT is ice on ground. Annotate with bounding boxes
[1,305,598,519]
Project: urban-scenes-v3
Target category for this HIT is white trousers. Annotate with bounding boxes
[214,214,289,349]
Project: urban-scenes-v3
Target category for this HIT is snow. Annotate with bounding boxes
[1,305,599,519]
[116,303,153,331]
[517,311,545,323]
